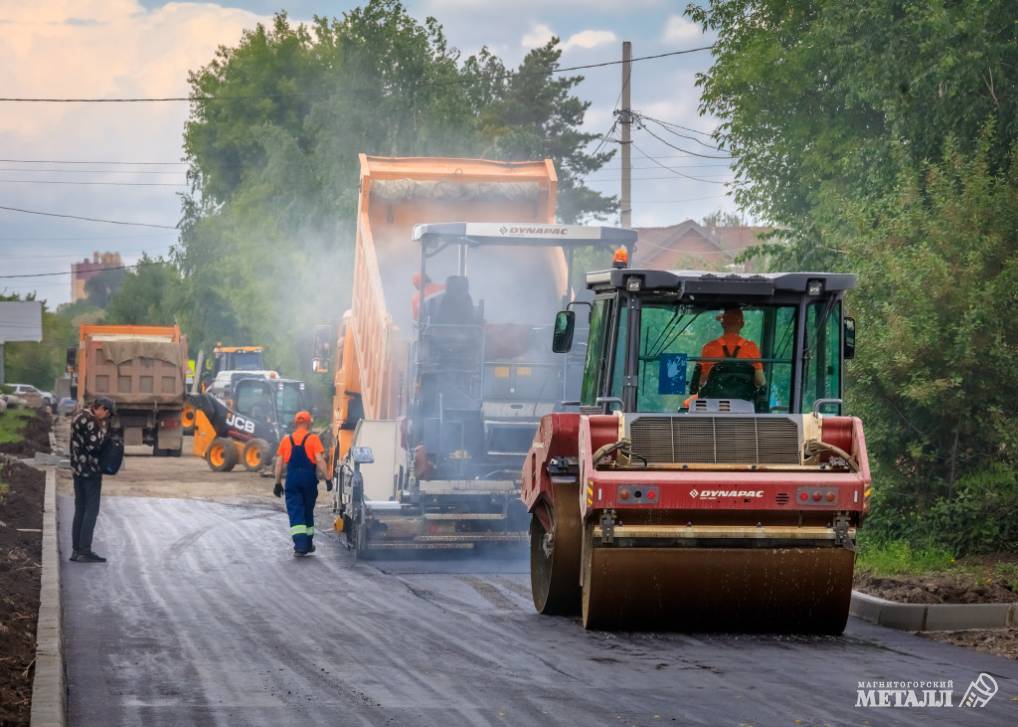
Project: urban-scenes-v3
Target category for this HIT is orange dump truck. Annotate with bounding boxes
[74,324,188,456]
[314,155,579,551]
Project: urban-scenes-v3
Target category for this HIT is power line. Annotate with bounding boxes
[637,114,725,151]
[0,263,139,279]
[0,45,715,103]
[0,232,175,241]
[631,195,729,204]
[635,118,733,160]
[0,205,177,229]
[0,167,186,175]
[0,179,186,187]
[0,158,186,165]
[586,172,733,182]
[631,141,731,185]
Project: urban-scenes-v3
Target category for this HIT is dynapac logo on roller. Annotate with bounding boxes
[690,488,764,498]
[498,225,569,236]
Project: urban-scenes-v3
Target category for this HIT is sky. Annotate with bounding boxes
[0,0,736,306]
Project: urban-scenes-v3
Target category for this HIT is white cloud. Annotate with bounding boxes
[522,25,618,52]
[0,1,271,303]
[563,29,617,51]
[431,0,661,10]
[521,23,554,49]
[662,15,702,44]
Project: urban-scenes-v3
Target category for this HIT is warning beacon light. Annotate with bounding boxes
[612,246,629,268]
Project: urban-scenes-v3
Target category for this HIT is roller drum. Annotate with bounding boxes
[581,545,855,633]
[529,484,582,615]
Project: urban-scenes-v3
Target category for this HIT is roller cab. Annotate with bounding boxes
[522,270,869,632]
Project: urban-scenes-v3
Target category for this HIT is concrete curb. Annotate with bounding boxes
[851,590,1018,632]
[30,467,65,727]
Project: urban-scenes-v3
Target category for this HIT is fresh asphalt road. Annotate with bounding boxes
[60,495,1018,727]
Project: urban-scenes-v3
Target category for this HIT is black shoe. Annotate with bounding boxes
[307,542,316,554]
[80,551,107,563]
[70,551,84,562]
[293,549,309,557]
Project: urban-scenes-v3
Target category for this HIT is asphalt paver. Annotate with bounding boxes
[60,495,1018,726]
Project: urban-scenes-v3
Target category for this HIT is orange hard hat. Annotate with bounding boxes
[294,410,313,425]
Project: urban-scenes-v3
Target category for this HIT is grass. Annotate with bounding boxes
[0,406,32,446]
[856,537,956,576]
[994,562,1018,592]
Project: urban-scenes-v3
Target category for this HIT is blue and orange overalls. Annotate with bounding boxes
[277,429,324,553]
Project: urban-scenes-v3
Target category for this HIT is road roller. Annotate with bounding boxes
[521,269,870,632]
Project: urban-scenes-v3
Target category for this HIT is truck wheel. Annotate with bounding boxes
[181,406,195,436]
[242,439,270,472]
[208,438,238,472]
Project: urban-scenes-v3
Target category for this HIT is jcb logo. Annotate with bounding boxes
[226,413,255,434]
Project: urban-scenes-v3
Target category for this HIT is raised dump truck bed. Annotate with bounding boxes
[317,156,636,553]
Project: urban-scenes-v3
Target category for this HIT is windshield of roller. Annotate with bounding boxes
[610,302,798,413]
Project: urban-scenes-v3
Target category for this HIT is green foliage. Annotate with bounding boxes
[689,1,1018,554]
[855,536,955,576]
[178,1,616,372]
[689,0,1017,268]
[84,268,126,308]
[104,256,184,326]
[0,406,32,446]
[844,135,1018,504]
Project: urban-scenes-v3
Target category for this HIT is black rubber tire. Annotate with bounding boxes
[208,437,238,472]
[242,438,270,472]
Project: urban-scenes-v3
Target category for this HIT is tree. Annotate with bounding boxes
[177,0,616,372]
[84,268,126,308]
[701,209,742,235]
[104,256,184,326]
[840,135,1018,514]
[688,0,1017,268]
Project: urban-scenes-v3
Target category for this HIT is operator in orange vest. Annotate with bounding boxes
[411,272,446,320]
[696,304,766,389]
[273,411,330,556]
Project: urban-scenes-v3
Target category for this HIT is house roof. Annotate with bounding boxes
[633,219,771,271]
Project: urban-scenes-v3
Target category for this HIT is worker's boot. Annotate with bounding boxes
[307,539,316,554]
[77,551,107,563]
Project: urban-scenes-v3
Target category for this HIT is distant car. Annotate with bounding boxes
[57,397,78,416]
[8,383,55,411]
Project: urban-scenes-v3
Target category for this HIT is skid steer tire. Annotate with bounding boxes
[243,438,270,472]
[208,437,238,472]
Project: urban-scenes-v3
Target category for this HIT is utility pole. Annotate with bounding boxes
[619,41,633,228]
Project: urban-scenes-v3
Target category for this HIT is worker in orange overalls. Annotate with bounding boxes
[273,411,330,556]
[411,272,445,320]
[696,305,766,390]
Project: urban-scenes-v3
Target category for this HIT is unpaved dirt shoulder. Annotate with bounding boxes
[0,457,44,726]
[854,570,1017,604]
[922,629,1018,660]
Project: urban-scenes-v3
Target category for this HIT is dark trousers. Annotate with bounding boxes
[284,479,318,552]
[72,474,103,553]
